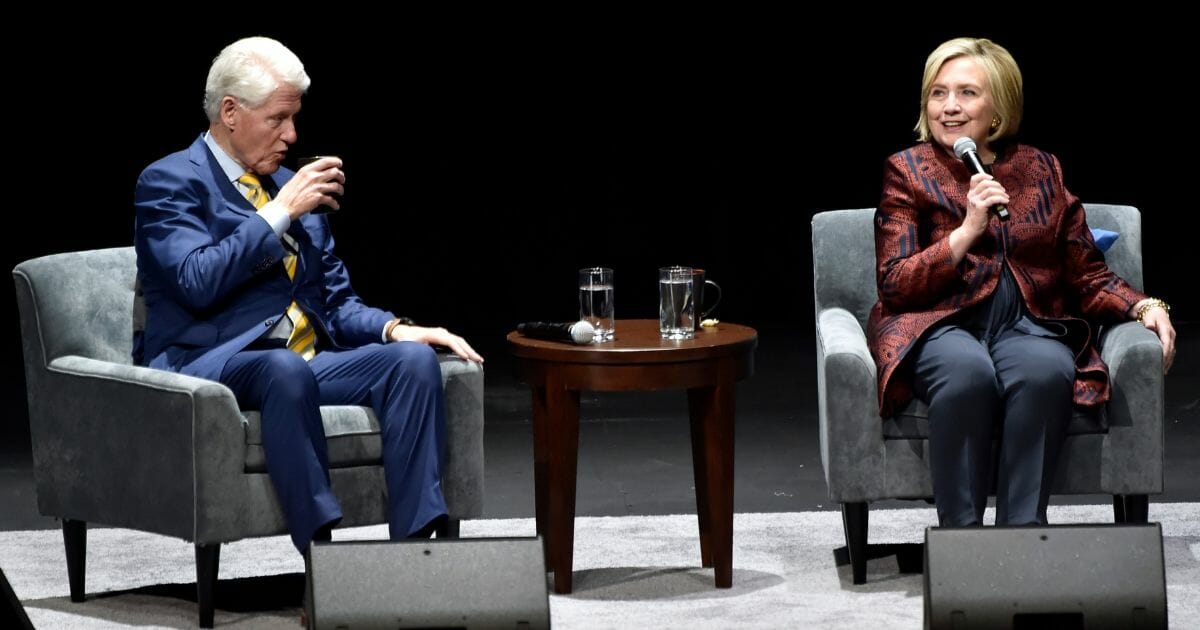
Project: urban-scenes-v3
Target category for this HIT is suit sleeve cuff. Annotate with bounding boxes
[256,201,291,237]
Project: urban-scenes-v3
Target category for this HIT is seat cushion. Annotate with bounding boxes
[243,406,381,473]
[882,399,1106,440]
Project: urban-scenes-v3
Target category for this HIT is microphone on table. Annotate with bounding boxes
[517,321,596,345]
[953,137,1009,221]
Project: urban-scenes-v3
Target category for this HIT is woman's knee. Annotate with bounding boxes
[924,353,999,403]
[1005,342,1074,395]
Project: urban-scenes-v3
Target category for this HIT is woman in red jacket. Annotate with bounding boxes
[867,37,1176,527]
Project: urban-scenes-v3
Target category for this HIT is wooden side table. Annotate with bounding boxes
[507,319,757,593]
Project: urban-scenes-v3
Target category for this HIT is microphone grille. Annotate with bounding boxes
[569,320,596,344]
[953,137,977,159]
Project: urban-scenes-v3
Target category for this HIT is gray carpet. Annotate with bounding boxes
[3,504,1198,629]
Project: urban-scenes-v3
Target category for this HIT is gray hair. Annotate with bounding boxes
[203,36,311,122]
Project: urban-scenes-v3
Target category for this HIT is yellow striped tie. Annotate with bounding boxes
[238,173,317,360]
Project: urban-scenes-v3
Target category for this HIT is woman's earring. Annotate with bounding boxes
[990,116,1000,131]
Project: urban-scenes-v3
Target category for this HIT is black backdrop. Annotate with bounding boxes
[4,18,1194,439]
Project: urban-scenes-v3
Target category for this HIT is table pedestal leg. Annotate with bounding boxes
[688,357,736,588]
[531,372,581,594]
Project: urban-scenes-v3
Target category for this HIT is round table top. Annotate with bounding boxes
[506,319,757,365]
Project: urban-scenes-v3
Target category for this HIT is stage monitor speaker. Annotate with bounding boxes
[306,536,549,629]
[924,523,1166,629]
[1,566,34,630]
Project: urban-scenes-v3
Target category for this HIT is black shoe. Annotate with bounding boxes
[408,514,448,539]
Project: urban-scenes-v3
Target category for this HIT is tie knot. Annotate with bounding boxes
[238,172,270,209]
[237,172,262,189]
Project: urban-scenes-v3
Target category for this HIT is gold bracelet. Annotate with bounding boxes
[1135,298,1170,322]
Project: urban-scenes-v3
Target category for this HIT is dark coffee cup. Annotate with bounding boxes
[296,155,340,214]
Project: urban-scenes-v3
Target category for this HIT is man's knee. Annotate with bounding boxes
[224,349,318,402]
[259,348,312,372]
[383,342,442,389]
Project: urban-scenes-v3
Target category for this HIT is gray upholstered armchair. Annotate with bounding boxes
[13,246,485,627]
[811,205,1164,584]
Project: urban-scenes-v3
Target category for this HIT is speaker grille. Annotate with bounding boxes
[924,523,1166,630]
[307,537,549,629]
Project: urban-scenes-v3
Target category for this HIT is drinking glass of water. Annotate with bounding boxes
[579,267,615,342]
[658,266,695,339]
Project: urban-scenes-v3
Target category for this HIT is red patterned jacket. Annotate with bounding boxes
[866,142,1146,418]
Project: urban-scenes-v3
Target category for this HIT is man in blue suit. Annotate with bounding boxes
[134,36,483,552]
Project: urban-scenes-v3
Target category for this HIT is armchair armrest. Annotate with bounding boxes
[33,356,245,539]
[1096,322,1165,493]
[1099,321,1164,375]
[815,308,886,502]
[436,355,485,517]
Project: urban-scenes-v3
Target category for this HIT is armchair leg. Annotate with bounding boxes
[435,518,461,539]
[1113,494,1149,524]
[62,519,86,603]
[841,502,868,584]
[196,543,221,629]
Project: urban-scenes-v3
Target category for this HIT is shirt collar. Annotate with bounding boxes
[203,131,252,184]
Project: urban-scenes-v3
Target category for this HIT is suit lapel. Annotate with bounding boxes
[188,138,258,218]
[188,138,311,278]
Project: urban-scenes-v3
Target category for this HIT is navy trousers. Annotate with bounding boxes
[221,342,448,551]
[912,325,1074,527]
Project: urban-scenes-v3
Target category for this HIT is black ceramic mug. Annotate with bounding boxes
[296,155,341,214]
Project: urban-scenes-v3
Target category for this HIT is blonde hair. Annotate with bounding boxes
[914,37,1023,144]
[203,37,311,122]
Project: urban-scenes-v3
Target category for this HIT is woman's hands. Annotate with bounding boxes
[1131,299,1176,373]
[949,172,1009,264]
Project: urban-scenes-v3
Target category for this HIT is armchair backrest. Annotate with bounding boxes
[1087,204,1143,291]
[811,204,1144,330]
[811,209,877,330]
[13,247,136,368]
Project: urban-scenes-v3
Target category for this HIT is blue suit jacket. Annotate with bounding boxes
[134,135,393,380]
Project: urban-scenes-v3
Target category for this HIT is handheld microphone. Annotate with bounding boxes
[953,137,1009,221]
[517,320,596,345]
